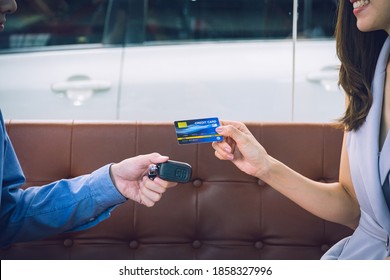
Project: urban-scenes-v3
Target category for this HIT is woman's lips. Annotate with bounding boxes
[352,0,370,15]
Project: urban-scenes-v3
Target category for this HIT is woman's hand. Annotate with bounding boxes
[212,120,271,179]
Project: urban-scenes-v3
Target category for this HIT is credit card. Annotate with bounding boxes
[174,117,223,145]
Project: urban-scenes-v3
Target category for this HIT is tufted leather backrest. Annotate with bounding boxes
[1,121,353,260]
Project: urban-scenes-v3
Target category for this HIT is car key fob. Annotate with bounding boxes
[148,160,192,183]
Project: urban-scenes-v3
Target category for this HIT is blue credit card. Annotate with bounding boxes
[174,117,224,145]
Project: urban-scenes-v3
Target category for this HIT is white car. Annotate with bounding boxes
[0,0,343,122]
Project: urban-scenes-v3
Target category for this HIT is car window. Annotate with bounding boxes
[0,0,110,51]
[297,0,338,39]
[144,0,293,43]
[1,0,338,49]
[142,0,337,44]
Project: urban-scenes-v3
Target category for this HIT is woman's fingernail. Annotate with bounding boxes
[227,154,234,161]
[216,127,223,133]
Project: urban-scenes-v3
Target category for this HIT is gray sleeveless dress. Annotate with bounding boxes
[322,36,390,260]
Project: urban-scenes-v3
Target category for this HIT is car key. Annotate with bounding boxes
[148,160,192,183]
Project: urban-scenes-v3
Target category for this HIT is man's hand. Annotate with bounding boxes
[110,153,178,207]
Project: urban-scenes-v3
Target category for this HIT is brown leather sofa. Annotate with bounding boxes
[1,121,353,260]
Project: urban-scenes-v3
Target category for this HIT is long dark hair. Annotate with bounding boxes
[335,0,388,131]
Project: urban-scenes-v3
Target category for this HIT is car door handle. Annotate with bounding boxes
[306,65,340,91]
[51,79,112,91]
[306,65,339,83]
[51,75,112,106]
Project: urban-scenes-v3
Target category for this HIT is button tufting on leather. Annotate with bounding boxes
[63,239,73,247]
[192,240,202,249]
[254,241,264,249]
[129,240,139,249]
[193,179,203,187]
[257,179,266,186]
[321,244,330,252]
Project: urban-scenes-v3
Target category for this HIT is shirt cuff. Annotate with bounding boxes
[87,164,127,211]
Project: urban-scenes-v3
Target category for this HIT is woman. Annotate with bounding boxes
[213,0,390,259]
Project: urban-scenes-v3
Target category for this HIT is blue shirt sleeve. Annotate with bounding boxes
[0,111,127,247]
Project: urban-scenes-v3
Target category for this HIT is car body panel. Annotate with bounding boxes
[0,0,343,123]
[120,41,294,122]
[0,47,123,120]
